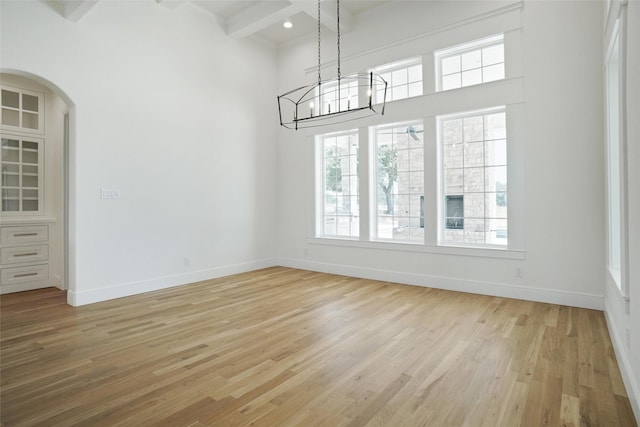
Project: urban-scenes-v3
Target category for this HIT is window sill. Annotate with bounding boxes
[308,237,525,260]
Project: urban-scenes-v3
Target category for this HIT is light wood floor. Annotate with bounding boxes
[1,267,636,426]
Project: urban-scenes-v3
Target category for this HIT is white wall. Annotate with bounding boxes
[0,0,279,305]
[276,0,605,308]
[604,0,640,419]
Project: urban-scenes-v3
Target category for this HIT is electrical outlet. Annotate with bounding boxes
[100,188,121,199]
[184,256,190,267]
[626,326,631,348]
[514,267,524,278]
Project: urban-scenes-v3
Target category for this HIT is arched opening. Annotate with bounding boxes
[1,69,75,301]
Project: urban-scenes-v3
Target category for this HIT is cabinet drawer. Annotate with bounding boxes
[1,264,49,285]
[1,225,48,245]
[1,244,49,265]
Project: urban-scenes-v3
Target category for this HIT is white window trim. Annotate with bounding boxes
[436,106,508,249]
[435,34,505,92]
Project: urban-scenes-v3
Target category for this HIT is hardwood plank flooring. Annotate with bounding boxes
[0,267,636,426]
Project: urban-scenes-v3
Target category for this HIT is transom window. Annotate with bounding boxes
[439,107,507,246]
[370,57,423,103]
[436,35,504,91]
[318,130,359,238]
[319,74,359,115]
[373,121,424,242]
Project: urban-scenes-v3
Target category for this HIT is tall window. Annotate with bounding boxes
[436,35,504,91]
[606,25,622,287]
[370,58,423,103]
[439,108,507,246]
[373,121,424,242]
[319,130,359,237]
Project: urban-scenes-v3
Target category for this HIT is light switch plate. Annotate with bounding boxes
[100,188,121,199]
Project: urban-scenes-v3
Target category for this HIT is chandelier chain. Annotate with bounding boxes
[317,0,321,85]
[337,0,341,80]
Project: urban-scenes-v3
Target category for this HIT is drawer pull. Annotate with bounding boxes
[14,272,38,278]
[14,252,39,257]
[14,233,38,237]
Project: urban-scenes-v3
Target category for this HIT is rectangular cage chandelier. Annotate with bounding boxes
[277,0,387,130]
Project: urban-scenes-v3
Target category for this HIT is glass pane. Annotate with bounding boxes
[485,166,507,192]
[486,218,508,245]
[23,140,38,150]
[444,143,463,168]
[442,73,461,90]
[445,196,464,229]
[22,149,38,164]
[444,168,463,194]
[22,94,39,112]
[485,139,507,166]
[1,90,19,108]
[336,134,349,155]
[26,198,39,210]
[335,216,351,236]
[22,112,39,129]
[22,173,38,188]
[461,50,481,71]
[2,108,19,126]
[2,168,19,186]
[441,55,461,74]
[442,119,463,144]
[324,216,337,235]
[392,69,408,86]
[463,116,484,142]
[464,218,486,244]
[464,141,484,167]
[482,44,504,66]
[409,170,424,190]
[392,85,408,100]
[2,188,20,211]
[377,214,393,239]
[484,112,506,140]
[485,192,508,219]
[461,68,482,86]
[2,142,20,162]
[408,65,422,83]
[408,82,422,97]
[483,64,505,83]
[463,167,484,193]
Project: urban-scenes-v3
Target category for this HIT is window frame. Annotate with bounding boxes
[437,106,508,249]
[435,34,505,92]
[315,129,360,239]
[369,57,423,104]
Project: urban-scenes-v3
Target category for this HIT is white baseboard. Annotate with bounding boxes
[277,257,604,310]
[604,300,640,423]
[67,258,277,306]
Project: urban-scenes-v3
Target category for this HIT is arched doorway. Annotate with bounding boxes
[1,71,74,299]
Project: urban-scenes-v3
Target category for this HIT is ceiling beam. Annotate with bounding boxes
[62,0,99,22]
[226,0,301,39]
[291,0,352,34]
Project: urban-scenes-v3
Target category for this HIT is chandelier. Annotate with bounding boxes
[277,0,387,130]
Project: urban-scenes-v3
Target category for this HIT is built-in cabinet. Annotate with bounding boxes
[1,81,62,294]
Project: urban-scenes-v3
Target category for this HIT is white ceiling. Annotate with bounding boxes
[47,0,392,47]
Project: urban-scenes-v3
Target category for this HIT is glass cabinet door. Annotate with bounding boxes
[1,136,43,214]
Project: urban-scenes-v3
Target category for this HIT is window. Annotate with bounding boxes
[318,130,359,237]
[370,57,423,103]
[373,121,424,242]
[439,108,507,246]
[1,135,44,214]
[1,86,44,133]
[320,74,359,114]
[436,35,504,91]
[606,24,622,287]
